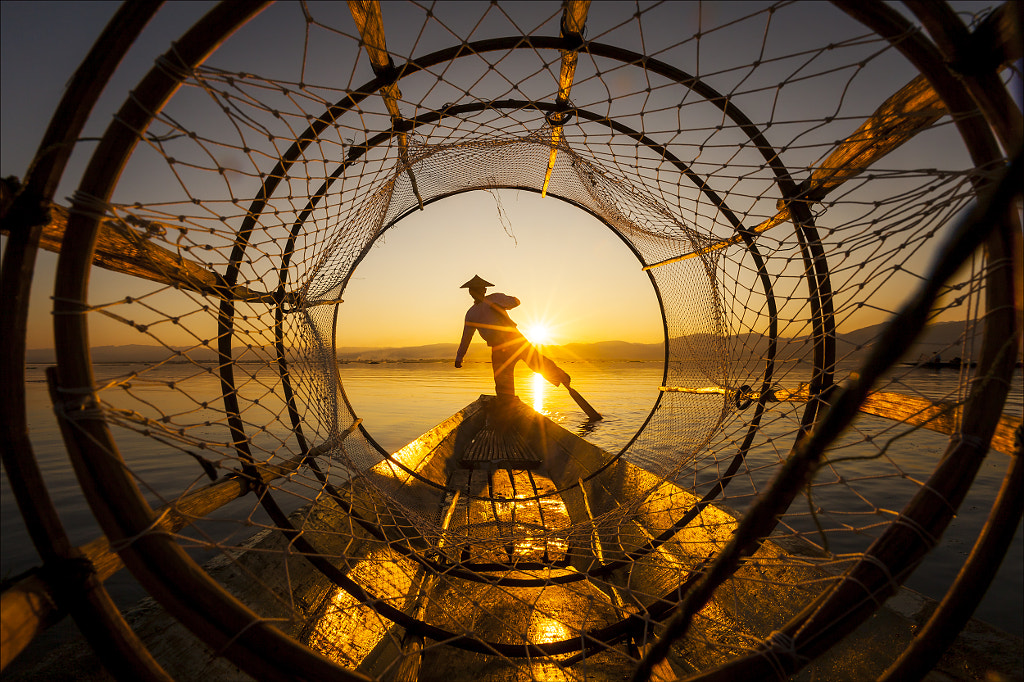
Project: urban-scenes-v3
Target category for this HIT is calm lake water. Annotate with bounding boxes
[2,360,1021,637]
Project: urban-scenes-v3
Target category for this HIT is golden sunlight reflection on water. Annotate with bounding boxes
[531,371,547,413]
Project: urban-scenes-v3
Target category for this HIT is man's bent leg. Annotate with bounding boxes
[491,346,518,398]
[522,343,571,387]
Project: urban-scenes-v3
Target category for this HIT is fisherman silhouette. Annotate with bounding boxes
[454,275,601,419]
[454,275,570,399]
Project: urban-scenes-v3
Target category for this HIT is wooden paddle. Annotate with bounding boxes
[566,384,602,421]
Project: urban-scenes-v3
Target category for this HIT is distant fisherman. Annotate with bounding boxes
[454,275,571,401]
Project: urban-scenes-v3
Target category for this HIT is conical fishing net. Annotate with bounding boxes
[2,1,1020,681]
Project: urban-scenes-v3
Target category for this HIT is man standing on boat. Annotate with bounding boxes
[454,275,571,400]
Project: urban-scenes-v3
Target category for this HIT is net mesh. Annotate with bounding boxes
[22,1,1021,680]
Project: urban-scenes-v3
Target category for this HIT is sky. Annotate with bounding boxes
[2,1,1012,352]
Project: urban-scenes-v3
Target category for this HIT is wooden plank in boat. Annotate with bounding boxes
[459,426,541,469]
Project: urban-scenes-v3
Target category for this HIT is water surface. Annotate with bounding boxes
[2,360,1020,637]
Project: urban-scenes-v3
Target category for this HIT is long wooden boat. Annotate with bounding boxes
[7,395,1018,681]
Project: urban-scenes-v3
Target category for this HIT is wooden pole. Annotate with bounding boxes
[541,0,591,197]
[1,203,284,304]
[347,0,424,209]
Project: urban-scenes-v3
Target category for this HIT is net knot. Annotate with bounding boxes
[762,629,809,671]
[545,106,576,127]
[51,386,105,422]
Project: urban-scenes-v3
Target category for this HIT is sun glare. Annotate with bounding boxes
[523,324,551,345]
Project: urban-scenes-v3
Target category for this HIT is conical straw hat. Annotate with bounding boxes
[460,275,494,288]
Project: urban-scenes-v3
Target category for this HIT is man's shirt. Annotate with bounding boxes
[456,293,520,358]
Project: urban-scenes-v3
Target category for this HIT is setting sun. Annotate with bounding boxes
[523,324,552,346]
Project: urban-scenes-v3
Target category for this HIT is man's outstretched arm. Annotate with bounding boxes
[454,324,475,368]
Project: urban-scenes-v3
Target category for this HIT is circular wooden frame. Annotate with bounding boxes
[41,1,1019,679]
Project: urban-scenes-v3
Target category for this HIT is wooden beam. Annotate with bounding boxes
[541,0,591,197]
[1,203,310,306]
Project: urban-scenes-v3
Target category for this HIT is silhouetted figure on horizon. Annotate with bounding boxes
[454,275,570,401]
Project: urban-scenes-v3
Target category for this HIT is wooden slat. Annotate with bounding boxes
[460,427,540,468]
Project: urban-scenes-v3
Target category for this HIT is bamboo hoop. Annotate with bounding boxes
[0,3,171,678]
[50,4,368,681]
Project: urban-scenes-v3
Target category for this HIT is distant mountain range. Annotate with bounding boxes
[24,321,986,365]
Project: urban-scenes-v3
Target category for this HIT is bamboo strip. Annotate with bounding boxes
[541,0,591,197]
[347,0,424,209]
[659,384,1019,455]
[643,74,947,269]
[0,2,174,678]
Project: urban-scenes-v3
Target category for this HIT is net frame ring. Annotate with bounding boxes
[45,6,363,681]
[43,10,826,662]
[36,2,1019,675]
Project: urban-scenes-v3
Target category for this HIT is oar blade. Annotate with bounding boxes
[566,386,602,421]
